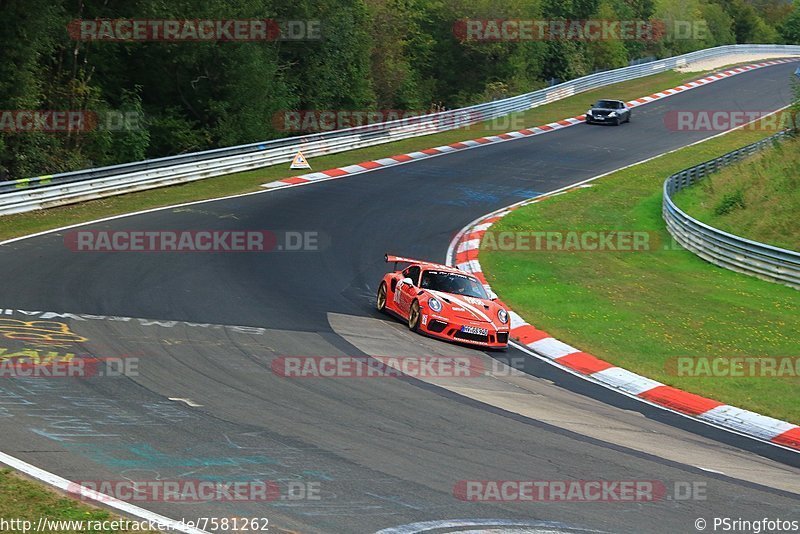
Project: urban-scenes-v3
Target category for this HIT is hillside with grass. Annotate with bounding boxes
[673,134,800,251]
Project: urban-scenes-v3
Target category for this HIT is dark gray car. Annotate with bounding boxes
[586,99,631,125]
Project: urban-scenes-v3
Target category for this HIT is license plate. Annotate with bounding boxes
[461,325,488,336]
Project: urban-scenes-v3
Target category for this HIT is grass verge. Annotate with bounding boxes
[0,69,700,241]
[480,118,800,424]
[0,469,158,533]
[673,134,800,251]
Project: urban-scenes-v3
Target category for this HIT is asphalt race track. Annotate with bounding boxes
[0,61,798,534]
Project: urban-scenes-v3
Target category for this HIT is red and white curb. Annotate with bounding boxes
[263,59,798,191]
[447,188,800,453]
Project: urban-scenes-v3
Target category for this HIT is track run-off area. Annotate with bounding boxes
[0,61,798,534]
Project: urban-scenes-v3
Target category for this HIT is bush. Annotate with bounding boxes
[714,189,746,215]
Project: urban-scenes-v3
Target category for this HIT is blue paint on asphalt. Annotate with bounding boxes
[436,185,542,206]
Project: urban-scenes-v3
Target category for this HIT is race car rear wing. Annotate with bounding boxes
[385,254,456,271]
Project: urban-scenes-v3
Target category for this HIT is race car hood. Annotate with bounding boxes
[427,290,502,324]
[590,106,616,116]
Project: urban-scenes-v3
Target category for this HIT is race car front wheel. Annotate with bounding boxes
[408,300,421,332]
[377,282,388,313]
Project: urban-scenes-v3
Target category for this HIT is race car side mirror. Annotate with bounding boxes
[487,290,498,300]
[402,277,415,287]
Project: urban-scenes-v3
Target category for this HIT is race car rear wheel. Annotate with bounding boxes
[376,282,388,313]
[408,300,421,332]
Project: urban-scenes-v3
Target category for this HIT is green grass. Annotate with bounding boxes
[673,134,800,251]
[481,119,800,424]
[0,69,699,242]
[0,469,158,533]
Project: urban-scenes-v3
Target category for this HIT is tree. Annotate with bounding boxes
[780,6,800,44]
[0,0,66,178]
[283,0,375,110]
[700,3,735,46]
[586,0,630,71]
[652,0,706,55]
[714,0,769,43]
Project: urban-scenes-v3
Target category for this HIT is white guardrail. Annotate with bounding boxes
[2,44,800,215]
[663,130,800,289]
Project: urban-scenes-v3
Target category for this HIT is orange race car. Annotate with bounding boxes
[376,254,510,349]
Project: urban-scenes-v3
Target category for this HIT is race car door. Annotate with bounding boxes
[394,265,421,315]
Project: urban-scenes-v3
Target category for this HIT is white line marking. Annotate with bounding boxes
[168,397,203,407]
[694,465,727,475]
[0,451,210,534]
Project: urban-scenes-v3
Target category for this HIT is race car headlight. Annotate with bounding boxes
[498,309,509,324]
[609,111,618,117]
[428,297,442,313]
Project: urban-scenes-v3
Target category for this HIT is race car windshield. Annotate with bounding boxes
[420,271,489,299]
[596,100,622,109]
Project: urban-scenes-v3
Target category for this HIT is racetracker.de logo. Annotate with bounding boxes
[478,230,657,252]
[666,356,800,377]
[451,19,704,42]
[663,110,799,131]
[0,110,142,133]
[63,230,324,252]
[0,356,137,379]
[68,19,321,41]
[272,109,484,133]
[453,480,669,502]
[68,479,321,502]
[272,355,484,378]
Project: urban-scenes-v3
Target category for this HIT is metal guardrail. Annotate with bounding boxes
[2,44,800,215]
[663,130,800,289]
